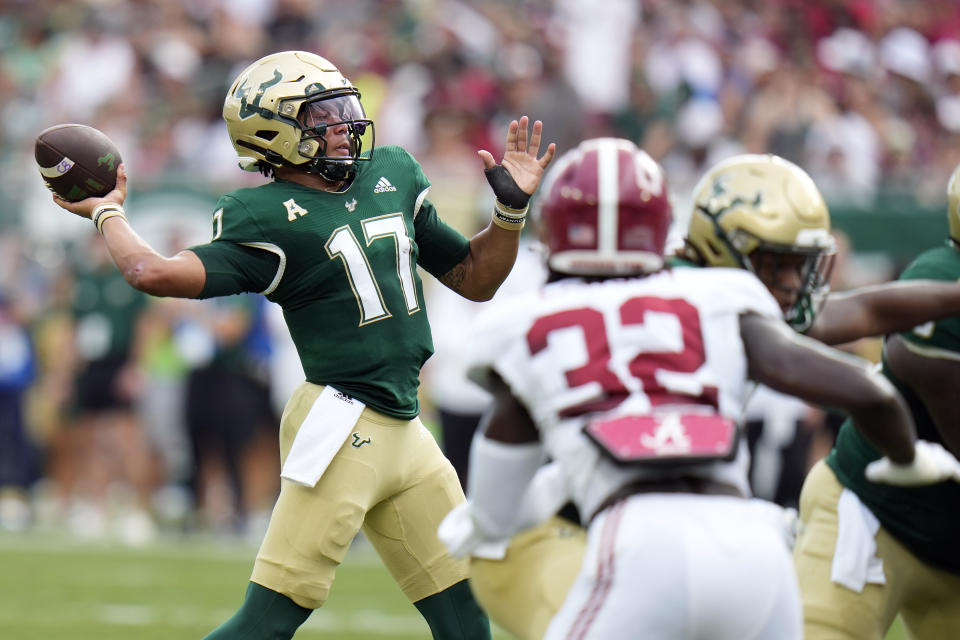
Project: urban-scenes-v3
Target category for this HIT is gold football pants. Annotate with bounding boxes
[252,383,469,609]
[794,460,960,639]
[470,516,587,640]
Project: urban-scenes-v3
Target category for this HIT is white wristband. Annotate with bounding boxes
[491,201,528,230]
[92,203,127,234]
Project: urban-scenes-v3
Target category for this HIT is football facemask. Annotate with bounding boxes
[749,246,835,331]
[294,92,374,181]
[536,137,673,277]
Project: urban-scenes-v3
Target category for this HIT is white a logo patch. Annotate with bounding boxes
[639,413,692,455]
[284,198,308,221]
[374,177,397,193]
[345,198,358,212]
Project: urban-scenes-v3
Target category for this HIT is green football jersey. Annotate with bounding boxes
[189,146,471,418]
[827,243,960,574]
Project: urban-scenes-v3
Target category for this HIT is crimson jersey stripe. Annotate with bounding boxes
[568,499,626,639]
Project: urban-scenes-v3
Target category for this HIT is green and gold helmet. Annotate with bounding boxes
[947,162,960,246]
[223,50,374,181]
[685,153,836,331]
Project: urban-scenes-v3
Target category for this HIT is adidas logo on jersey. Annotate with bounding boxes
[374,177,397,193]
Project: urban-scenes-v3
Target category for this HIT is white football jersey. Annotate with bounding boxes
[466,267,782,520]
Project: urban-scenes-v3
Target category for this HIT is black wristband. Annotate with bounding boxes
[484,165,531,209]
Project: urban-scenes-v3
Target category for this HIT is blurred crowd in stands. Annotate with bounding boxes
[0,0,957,542]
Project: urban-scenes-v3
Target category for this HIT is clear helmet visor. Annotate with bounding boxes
[287,91,376,181]
[299,94,367,129]
[296,94,373,158]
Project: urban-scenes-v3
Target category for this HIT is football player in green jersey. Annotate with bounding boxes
[49,50,556,640]
[789,162,960,640]
[443,151,960,640]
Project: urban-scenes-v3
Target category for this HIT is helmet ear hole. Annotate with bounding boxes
[256,130,279,141]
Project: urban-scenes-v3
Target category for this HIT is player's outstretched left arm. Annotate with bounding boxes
[740,312,918,465]
[439,116,556,301]
[52,164,205,298]
[808,281,960,345]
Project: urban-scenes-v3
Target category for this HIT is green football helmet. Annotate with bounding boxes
[947,162,960,246]
[685,153,836,331]
[223,50,374,181]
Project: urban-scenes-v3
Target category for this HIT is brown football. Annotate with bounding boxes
[34,124,122,202]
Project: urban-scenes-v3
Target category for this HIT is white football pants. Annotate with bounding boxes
[545,493,802,640]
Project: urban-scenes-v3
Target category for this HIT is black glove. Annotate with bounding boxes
[484,165,531,209]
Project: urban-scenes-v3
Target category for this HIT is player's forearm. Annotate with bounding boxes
[100,216,168,290]
[100,216,204,297]
[467,434,545,539]
[811,281,960,345]
[845,380,917,465]
[443,224,521,301]
[742,313,917,463]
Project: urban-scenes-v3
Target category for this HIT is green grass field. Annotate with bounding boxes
[0,530,908,639]
[0,531,514,640]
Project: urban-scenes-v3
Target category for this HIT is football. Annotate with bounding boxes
[34,123,122,202]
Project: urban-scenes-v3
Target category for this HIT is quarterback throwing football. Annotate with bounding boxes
[51,50,555,640]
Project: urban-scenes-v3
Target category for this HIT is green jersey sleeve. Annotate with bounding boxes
[188,195,280,299]
[395,146,470,278]
[897,246,960,354]
[414,198,471,279]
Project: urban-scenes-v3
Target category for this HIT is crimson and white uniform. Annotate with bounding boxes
[465,266,803,640]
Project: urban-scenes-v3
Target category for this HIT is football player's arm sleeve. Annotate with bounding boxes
[467,373,545,538]
[188,241,277,299]
[414,199,471,277]
[739,312,917,464]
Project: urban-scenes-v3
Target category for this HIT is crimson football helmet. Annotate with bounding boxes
[536,138,672,276]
